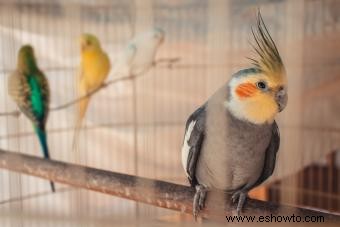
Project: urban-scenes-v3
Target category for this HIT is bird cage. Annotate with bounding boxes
[0,0,339,226]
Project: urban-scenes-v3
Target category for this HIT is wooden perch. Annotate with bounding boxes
[0,149,339,223]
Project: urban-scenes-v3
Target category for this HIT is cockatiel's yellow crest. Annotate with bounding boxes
[73,34,111,151]
[227,11,287,125]
[249,12,286,84]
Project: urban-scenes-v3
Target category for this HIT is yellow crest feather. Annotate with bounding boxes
[248,11,285,80]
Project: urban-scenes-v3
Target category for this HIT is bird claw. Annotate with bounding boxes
[193,184,207,220]
[231,191,240,204]
[231,190,247,216]
[101,82,108,88]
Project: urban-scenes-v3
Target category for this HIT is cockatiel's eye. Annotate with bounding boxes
[256,81,268,91]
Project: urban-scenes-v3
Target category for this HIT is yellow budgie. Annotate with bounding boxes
[73,34,111,151]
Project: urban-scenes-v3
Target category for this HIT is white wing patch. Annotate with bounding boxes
[181,120,196,175]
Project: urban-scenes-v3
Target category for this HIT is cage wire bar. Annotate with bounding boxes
[0,0,339,225]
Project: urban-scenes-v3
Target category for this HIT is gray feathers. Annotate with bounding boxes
[181,83,280,192]
[252,121,280,188]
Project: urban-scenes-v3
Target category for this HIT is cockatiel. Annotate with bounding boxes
[8,45,55,192]
[181,12,288,218]
[73,34,111,151]
[111,28,165,78]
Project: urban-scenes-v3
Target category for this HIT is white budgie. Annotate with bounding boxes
[111,28,165,78]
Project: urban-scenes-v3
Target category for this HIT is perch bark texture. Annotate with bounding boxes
[0,149,339,223]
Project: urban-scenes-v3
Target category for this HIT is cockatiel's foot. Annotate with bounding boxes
[231,190,248,216]
[193,184,207,220]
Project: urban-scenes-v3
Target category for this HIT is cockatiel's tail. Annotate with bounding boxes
[8,45,55,192]
[73,34,111,151]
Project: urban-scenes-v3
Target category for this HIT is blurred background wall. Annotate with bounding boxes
[0,0,339,226]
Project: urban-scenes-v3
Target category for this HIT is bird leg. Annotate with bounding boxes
[231,189,248,216]
[193,184,207,220]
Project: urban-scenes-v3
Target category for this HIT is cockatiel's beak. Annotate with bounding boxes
[275,88,287,112]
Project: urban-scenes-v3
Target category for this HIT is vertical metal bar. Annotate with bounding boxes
[7,2,23,226]
[280,0,305,206]
[206,0,230,95]
[133,0,154,218]
[327,152,336,210]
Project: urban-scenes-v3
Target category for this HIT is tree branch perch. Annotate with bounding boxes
[0,149,339,223]
[0,57,180,117]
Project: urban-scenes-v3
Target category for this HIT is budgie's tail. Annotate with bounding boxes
[35,125,55,193]
[72,96,90,152]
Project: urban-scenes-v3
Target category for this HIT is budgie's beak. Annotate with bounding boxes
[275,87,287,112]
[81,41,86,51]
[160,35,165,44]
[80,37,88,51]
[153,32,165,44]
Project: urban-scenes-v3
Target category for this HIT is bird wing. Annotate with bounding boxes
[8,70,34,119]
[8,70,49,126]
[111,43,136,77]
[35,70,50,124]
[182,105,206,186]
[251,121,280,188]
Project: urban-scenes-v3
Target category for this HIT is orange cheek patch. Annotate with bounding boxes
[236,83,257,98]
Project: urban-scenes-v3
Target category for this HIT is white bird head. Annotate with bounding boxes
[152,28,165,45]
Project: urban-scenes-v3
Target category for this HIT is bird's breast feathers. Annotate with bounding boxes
[197,110,272,189]
[82,50,111,87]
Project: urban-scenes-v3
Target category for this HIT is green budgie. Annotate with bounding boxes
[8,45,55,192]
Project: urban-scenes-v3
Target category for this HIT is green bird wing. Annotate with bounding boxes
[8,69,50,126]
[30,70,50,125]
